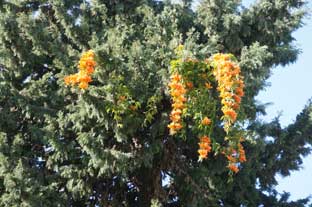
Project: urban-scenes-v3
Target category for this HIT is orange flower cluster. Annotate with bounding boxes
[238,143,246,163]
[168,73,187,135]
[167,50,247,171]
[226,150,239,173]
[198,135,212,160]
[212,53,244,133]
[225,141,247,173]
[64,50,96,89]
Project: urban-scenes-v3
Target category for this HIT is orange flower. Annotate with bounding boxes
[222,100,236,108]
[239,153,246,163]
[64,76,70,85]
[176,96,187,102]
[223,109,237,122]
[64,74,79,85]
[226,155,237,163]
[167,123,175,129]
[228,164,239,173]
[199,142,210,149]
[170,74,182,82]
[78,50,96,71]
[78,81,88,89]
[233,95,241,104]
[237,79,245,88]
[168,82,184,90]
[238,143,246,163]
[220,92,233,99]
[64,76,72,85]
[198,149,208,159]
[171,90,186,97]
[200,135,211,143]
[172,102,184,109]
[168,123,183,134]
[86,66,94,74]
[205,82,212,89]
[77,72,92,83]
[171,109,182,116]
[170,114,181,122]
[186,81,193,89]
[201,117,211,126]
[174,124,183,130]
[232,103,239,110]
[235,87,244,97]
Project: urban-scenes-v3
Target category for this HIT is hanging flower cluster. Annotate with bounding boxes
[64,50,96,89]
[198,116,213,160]
[224,139,247,173]
[212,53,244,133]
[238,142,246,163]
[210,53,246,173]
[168,73,187,135]
[198,135,212,160]
[168,46,246,174]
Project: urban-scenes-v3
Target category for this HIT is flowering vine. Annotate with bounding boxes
[168,45,247,173]
[212,53,245,133]
[64,50,96,89]
[63,47,247,174]
[168,73,187,135]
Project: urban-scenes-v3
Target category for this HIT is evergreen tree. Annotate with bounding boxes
[0,0,311,206]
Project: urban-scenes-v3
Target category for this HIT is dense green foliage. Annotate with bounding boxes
[0,0,311,206]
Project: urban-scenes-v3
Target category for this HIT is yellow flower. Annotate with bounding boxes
[175,44,184,53]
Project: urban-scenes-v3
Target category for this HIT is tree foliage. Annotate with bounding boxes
[0,0,311,206]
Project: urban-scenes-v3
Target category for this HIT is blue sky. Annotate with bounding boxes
[242,0,312,201]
